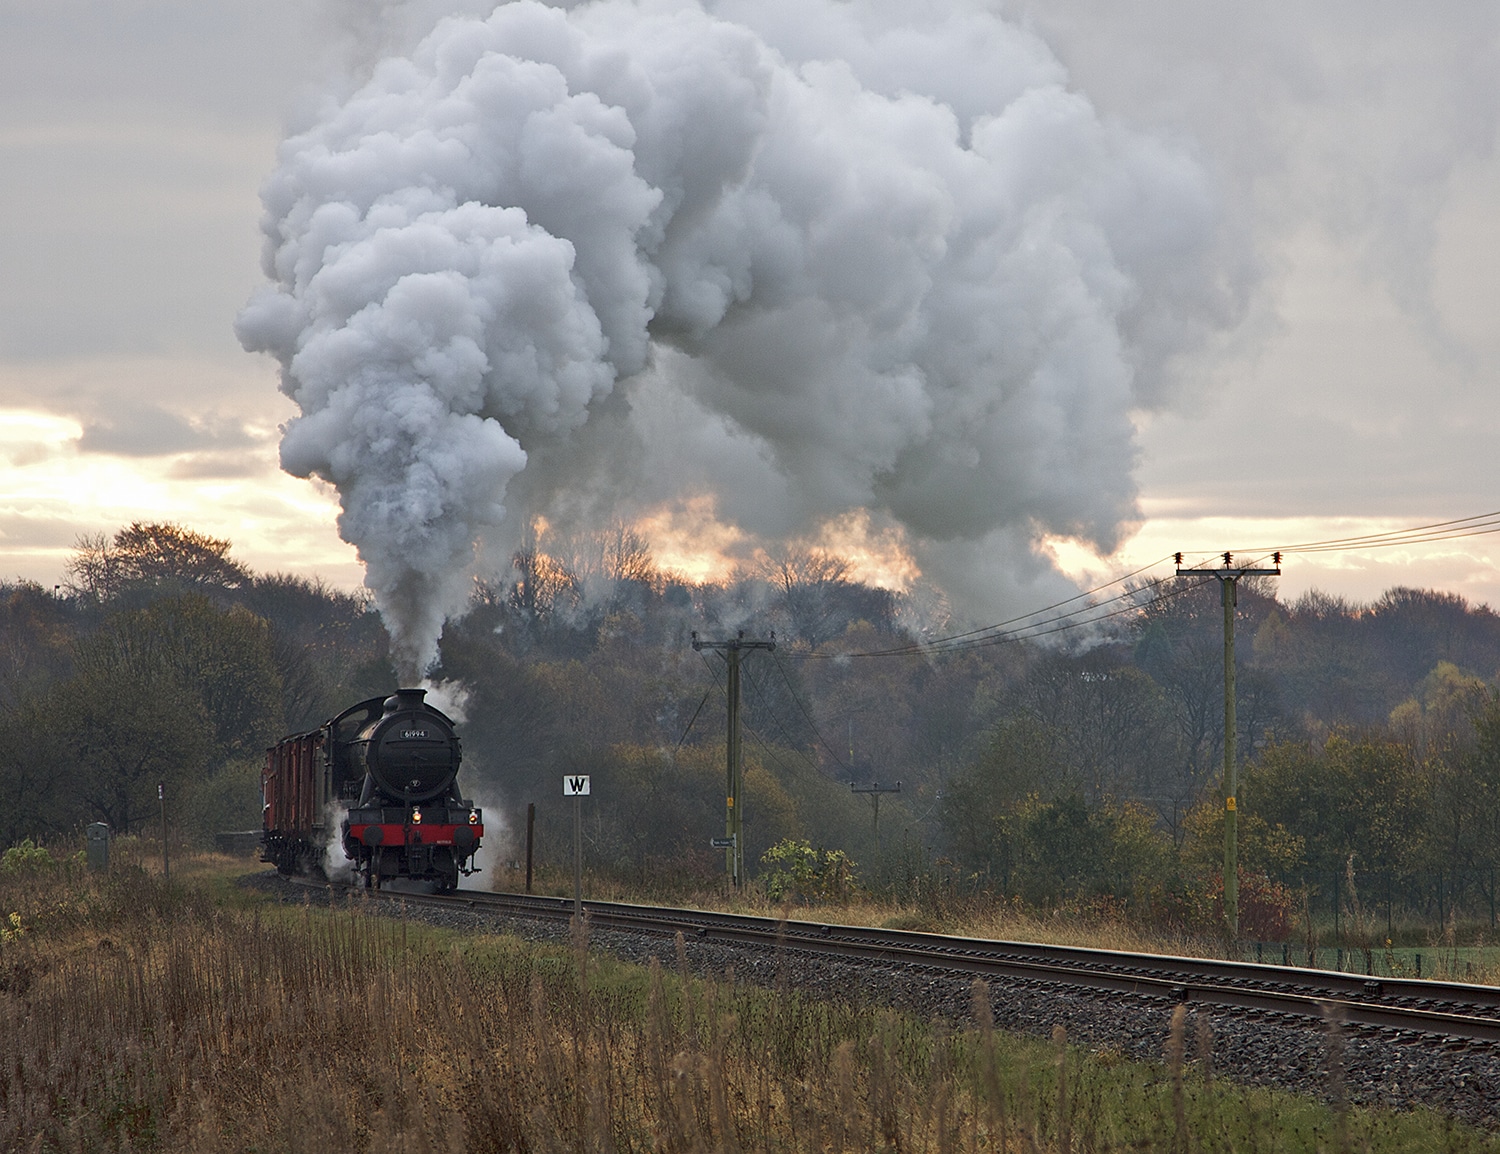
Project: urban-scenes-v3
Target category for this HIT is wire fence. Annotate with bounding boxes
[1288,867,1500,939]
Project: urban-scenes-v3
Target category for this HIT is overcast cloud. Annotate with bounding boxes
[0,0,1495,615]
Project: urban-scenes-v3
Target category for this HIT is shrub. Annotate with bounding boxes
[1188,870,1297,940]
[759,838,858,902]
[1,838,58,875]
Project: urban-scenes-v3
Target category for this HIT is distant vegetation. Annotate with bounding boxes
[6,520,1500,940]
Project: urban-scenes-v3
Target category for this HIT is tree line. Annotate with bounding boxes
[0,523,390,846]
[5,520,1500,937]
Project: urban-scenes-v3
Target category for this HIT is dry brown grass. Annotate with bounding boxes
[521,868,1225,960]
[0,858,1050,1152]
[4,853,1499,1152]
[526,866,1500,982]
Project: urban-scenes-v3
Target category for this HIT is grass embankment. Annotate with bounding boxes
[2,848,1496,1152]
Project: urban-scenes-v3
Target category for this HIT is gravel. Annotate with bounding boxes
[240,871,1500,1129]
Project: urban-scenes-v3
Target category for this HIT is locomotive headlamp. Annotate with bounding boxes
[411,808,422,824]
[468,810,479,825]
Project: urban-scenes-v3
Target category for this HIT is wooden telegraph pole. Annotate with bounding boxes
[692,631,776,888]
[1176,551,1280,953]
[850,780,902,852]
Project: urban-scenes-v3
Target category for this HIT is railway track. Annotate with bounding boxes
[320,881,1500,1044]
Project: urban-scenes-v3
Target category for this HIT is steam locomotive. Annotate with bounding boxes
[262,688,483,890]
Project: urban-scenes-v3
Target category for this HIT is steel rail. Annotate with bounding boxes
[324,882,1500,1043]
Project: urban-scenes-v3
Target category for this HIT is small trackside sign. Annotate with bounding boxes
[563,775,591,796]
[710,836,735,849]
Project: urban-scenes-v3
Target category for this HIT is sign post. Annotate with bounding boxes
[563,775,591,918]
[158,782,168,880]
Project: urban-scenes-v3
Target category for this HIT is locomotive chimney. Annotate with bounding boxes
[384,688,427,715]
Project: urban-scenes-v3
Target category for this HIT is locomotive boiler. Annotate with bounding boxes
[262,688,483,890]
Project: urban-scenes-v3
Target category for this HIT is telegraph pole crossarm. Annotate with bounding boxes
[1175,551,1281,955]
[691,630,776,889]
[850,780,902,850]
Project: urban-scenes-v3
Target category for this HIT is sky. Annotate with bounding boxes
[0,0,1496,624]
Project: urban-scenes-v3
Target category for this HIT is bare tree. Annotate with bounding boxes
[64,532,119,601]
[602,522,656,585]
[508,545,581,624]
[760,548,861,646]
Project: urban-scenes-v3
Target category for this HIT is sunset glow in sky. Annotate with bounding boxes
[1,0,1496,623]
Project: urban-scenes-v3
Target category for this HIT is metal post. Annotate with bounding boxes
[525,802,535,894]
[158,781,169,880]
[573,794,582,919]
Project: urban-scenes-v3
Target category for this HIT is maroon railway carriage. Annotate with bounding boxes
[262,688,483,890]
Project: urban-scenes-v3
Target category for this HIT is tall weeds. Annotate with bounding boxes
[3,861,1497,1152]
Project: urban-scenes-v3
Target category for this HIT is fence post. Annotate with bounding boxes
[525,801,535,894]
[1338,870,1350,948]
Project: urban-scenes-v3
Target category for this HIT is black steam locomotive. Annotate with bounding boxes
[262,688,483,890]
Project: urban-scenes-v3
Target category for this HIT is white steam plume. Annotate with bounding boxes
[238,0,1237,674]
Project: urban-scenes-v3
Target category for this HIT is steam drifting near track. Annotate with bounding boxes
[238,0,1237,679]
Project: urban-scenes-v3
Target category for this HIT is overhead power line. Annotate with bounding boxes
[799,556,1177,660]
[1174,510,1500,566]
[793,508,1500,662]
[850,554,1173,657]
[697,647,837,792]
[769,649,850,772]
[763,508,1500,662]
[797,567,1204,661]
[741,657,837,776]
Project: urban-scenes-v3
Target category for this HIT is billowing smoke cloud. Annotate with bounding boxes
[238,0,1239,676]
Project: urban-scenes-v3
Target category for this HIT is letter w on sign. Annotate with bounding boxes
[563,775,591,797]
